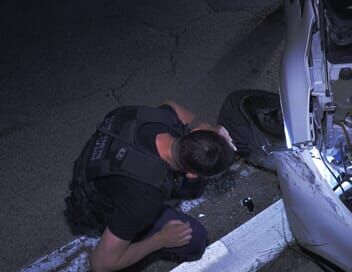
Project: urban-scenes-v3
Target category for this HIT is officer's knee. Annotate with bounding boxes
[162,221,208,261]
[182,223,208,261]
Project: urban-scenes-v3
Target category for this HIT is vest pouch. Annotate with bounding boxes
[64,136,112,236]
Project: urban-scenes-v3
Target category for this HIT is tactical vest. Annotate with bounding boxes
[85,105,188,197]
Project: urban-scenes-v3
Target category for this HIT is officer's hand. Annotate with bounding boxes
[217,126,237,151]
[157,220,192,248]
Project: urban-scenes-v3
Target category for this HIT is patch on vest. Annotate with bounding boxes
[116,146,128,161]
[90,135,109,161]
[102,115,115,130]
[89,115,116,161]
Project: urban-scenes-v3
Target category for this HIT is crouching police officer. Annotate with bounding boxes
[64,101,236,271]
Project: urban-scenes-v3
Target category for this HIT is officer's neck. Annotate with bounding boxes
[155,133,177,169]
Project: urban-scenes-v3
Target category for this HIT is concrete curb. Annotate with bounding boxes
[171,199,293,272]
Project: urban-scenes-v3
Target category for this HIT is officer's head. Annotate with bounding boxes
[172,130,235,178]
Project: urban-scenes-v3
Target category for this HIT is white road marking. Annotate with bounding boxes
[22,236,98,272]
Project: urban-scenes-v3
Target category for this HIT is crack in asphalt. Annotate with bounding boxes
[108,67,142,106]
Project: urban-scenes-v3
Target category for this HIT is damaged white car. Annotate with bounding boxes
[276,0,352,270]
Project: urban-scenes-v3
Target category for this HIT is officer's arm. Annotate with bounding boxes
[89,227,163,272]
[162,100,216,131]
[162,100,195,125]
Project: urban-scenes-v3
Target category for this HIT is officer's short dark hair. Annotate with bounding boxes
[177,130,235,176]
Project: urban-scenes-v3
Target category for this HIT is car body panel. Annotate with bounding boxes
[275,150,352,271]
[279,0,314,146]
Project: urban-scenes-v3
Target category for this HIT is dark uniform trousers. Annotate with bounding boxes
[137,205,208,262]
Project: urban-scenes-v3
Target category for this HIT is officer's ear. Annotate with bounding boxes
[186,172,198,179]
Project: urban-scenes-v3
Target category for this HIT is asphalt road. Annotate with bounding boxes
[0,1,324,271]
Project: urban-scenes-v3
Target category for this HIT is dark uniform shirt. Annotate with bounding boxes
[94,105,180,241]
